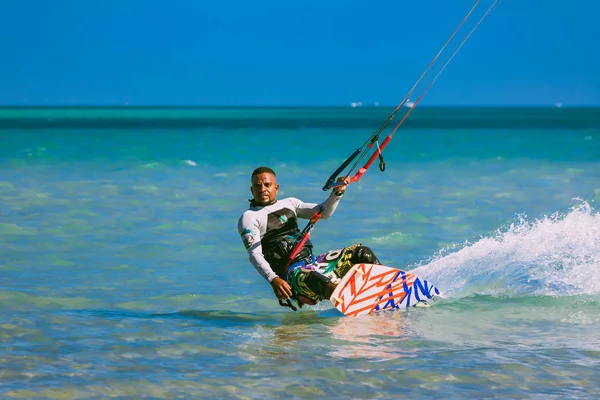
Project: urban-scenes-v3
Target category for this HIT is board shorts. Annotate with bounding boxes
[284,243,362,306]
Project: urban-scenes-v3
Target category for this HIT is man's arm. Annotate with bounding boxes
[293,191,343,220]
[238,214,293,300]
[238,214,277,282]
[294,177,348,220]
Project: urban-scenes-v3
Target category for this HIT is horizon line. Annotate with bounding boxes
[1,104,599,109]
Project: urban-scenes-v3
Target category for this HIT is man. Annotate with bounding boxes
[238,166,380,308]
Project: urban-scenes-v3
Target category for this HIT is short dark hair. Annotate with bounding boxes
[251,166,276,178]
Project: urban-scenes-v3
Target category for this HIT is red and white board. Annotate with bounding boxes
[329,263,440,317]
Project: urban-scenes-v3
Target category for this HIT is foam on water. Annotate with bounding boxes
[414,199,600,299]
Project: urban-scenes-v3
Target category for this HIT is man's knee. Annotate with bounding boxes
[351,246,380,264]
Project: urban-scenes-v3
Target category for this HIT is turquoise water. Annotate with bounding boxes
[1,107,600,398]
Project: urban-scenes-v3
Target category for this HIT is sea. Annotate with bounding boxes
[1,106,599,399]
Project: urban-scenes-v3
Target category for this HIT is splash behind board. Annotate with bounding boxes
[329,263,440,317]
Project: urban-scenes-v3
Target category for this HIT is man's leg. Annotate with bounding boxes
[286,266,332,306]
[331,243,381,279]
[303,270,337,300]
[290,244,382,305]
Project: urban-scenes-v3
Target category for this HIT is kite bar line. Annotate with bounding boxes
[337,0,499,185]
[322,0,481,191]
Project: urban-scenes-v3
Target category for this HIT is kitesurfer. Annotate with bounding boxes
[238,166,381,307]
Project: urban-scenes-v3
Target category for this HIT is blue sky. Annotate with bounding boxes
[1,0,599,106]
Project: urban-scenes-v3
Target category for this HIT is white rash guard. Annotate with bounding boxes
[238,194,343,283]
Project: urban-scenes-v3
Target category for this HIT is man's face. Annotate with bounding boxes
[251,172,279,205]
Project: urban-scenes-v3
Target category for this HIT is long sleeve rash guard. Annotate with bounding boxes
[237,194,343,283]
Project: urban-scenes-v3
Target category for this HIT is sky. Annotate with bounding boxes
[1,0,599,107]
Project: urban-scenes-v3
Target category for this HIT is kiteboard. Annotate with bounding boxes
[329,263,440,317]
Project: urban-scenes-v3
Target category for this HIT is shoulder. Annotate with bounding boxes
[238,208,258,226]
[280,197,303,208]
[238,209,261,237]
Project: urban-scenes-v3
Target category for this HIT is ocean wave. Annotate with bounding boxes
[413,199,600,298]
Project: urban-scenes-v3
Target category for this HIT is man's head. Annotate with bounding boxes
[250,166,279,206]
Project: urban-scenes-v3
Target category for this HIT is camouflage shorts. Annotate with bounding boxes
[285,243,362,305]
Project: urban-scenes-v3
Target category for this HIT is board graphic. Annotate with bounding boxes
[329,263,440,317]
